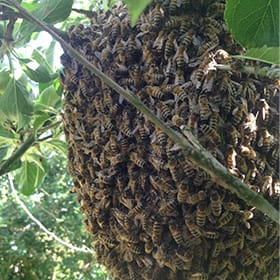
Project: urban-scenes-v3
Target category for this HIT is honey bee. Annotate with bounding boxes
[164,31,177,60]
[93,95,105,113]
[225,145,237,168]
[176,248,193,270]
[168,159,182,182]
[204,17,223,33]
[157,102,172,120]
[174,44,189,68]
[169,0,181,14]
[199,124,221,143]
[146,85,164,99]
[197,40,219,56]
[196,202,207,227]
[210,190,223,217]
[155,126,167,147]
[177,180,189,204]
[168,219,184,245]
[270,146,279,167]
[100,43,113,66]
[153,30,165,52]
[159,198,178,216]
[186,190,206,205]
[211,241,222,257]
[127,264,137,279]
[165,16,182,29]
[258,98,270,123]
[189,272,208,280]
[152,220,163,245]
[151,4,164,28]
[185,217,201,238]
[110,17,120,41]
[150,175,171,193]
[269,178,280,197]
[202,230,219,239]
[261,175,273,193]
[258,128,274,153]
[179,30,194,48]
[232,99,248,126]
[172,85,188,101]
[181,158,196,178]
[98,233,118,248]
[240,247,255,266]
[100,115,114,131]
[174,69,185,85]
[129,64,142,88]
[239,145,256,160]
[217,211,233,228]
[144,239,154,254]
[193,171,210,187]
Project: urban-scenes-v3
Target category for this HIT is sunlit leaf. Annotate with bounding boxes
[0,69,11,94]
[225,0,279,48]
[45,40,57,69]
[15,160,46,195]
[33,111,53,133]
[21,2,41,13]
[0,127,15,139]
[124,0,152,26]
[0,79,33,129]
[35,84,61,110]
[18,0,74,45]
[42,0,74,24]
[32,48,53,73]
[44,139,67,155]
[233,46,280,65]
[0,145,9,159]
[22,64,53,83]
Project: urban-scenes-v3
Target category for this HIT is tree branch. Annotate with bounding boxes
[8,174,94,254]
[0,134,35,176]
[3,0,279,224]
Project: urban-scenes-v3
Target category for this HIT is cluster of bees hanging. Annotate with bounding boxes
[61,0,279,279]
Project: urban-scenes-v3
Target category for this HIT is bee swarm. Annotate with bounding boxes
[61,0,279,279]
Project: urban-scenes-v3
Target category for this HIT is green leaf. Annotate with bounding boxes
[0,69,11,94]
[33,112,52,133]
[15,161,46,195]
[0,126,15,145]
[124,0,152,26]
[45,40,56,69]
[233,46,280,65]
[35,84,61,110]
[21,2,41,13]
[0,145,9,159]
[225,0,279,48]
[18,0,73,45]
[32,48,53,73]
[44,139,67,155]
[22,64,53,83]
[0,79,33,129]
[42,0,74,24]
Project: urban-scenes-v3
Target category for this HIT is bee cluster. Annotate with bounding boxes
[61,0,279,279]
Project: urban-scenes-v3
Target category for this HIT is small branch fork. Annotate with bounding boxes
[1,0,279,224]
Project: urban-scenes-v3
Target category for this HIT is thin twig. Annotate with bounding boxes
[8,174,94,254]
[2,0,279,224]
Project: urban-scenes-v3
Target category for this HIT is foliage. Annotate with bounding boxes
[0,154,109,279]
[224,0,280,64]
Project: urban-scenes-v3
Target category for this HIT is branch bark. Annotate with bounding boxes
[2,0,279,224]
